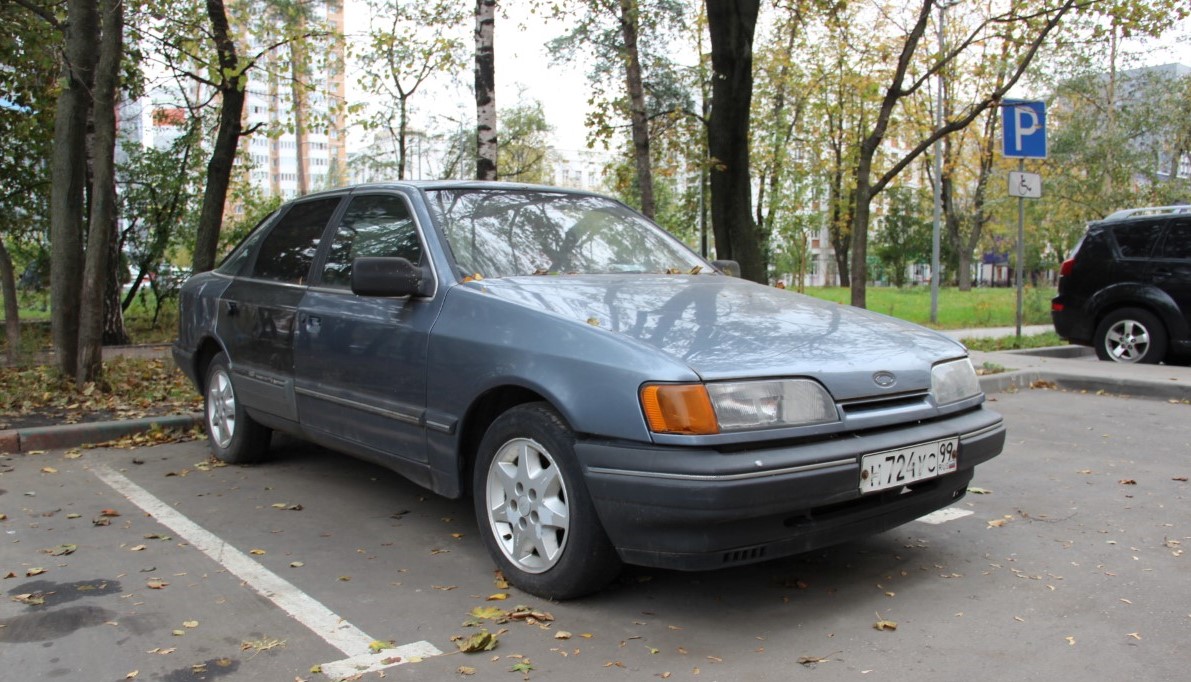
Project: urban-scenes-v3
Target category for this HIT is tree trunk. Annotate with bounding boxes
[0,239,20,365]
[291,19,309,195]
[705,0,764,283]
[618,0,655,219]
[192,0,247,274]
[849,157,875,308]
[474,0,497,180]
[76,0,123,385]
[49,0,98,377]
[103,214,130,345]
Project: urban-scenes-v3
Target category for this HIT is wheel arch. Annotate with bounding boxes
[1089,285,1187,341]
[456,386,555,497]
[192,337,229,394]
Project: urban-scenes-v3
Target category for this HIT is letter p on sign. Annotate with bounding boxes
[1001,100,1047,159]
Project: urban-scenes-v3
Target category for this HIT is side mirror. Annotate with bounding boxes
[712,259,740,277]
[351,257,429,297]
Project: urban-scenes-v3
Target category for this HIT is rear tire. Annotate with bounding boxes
[472,402,621,600]
[1094,308,1167,364]
[203,352,271,463]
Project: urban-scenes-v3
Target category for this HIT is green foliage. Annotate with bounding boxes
[118,124,205,305]
[873,187,932,288]
[801,286,1056,329]
[498,99,556,184]
[0,1,58,254]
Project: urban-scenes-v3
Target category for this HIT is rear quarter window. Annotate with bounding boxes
[1158,220,1191,260]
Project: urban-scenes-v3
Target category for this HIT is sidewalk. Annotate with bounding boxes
[2,327,1185,454]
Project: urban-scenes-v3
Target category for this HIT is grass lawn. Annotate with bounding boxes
[797,285,1055,330]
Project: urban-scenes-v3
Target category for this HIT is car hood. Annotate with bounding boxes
[467,275,966,397]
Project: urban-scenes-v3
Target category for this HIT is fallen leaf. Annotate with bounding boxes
[554,631,572,640]
[290,562,304,568]
[968,487,992,495]
[41,466,58,474]
[146,647,176,655]
[249,549,266,555]
[183,620,199,628]
[486,593,509,601]
[1119,479,1137,485]
[66,513,80,519]
[13,593,46,605]
[146,578,168,589]
[125,671,138,680]
[469,606,507,621]
[48,544,77,556]
[26,568,46,577]
[1127,632,1141,640]
[1066,636,1076,646]
[874,616,897,631]
[509,660,534,675]
[369,640,392,653]
[988,519,1007,528]
[456,666,476,676]
[799,655,831,666]
[100,509,120,517]
[432,585,457,591]
[172,630,185,637]
[494,571,510,589]
[129,545,146,552]
[455,630,499,653]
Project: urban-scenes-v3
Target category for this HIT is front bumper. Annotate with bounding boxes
[578,407,1005,570]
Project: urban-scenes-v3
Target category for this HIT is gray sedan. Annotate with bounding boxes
[173,182,1005,599]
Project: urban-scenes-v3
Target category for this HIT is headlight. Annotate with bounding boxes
[931,358,981,406]
[641,379,838,435]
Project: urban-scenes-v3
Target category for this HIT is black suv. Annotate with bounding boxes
[1052,206,1191,363]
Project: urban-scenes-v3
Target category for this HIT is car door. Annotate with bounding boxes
[217,196,344,422]
[293,191,443,463]
[1153,217,1191,332]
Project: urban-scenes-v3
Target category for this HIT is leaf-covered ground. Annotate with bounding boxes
[0,356,201,431]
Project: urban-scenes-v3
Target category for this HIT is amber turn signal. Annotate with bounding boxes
[640,384,720,435]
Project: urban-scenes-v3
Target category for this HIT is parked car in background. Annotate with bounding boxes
[1052,206,1191,364]
[173,182,1005,599]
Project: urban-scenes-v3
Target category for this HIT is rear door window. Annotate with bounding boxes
[1111,221,1163,259]
[252,197,342,284]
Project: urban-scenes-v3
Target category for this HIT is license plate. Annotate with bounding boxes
[860,437,958,493]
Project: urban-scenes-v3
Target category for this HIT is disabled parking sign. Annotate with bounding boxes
[1001,100,1047,159]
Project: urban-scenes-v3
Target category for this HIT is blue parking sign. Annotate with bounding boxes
[1001,100,1047,159]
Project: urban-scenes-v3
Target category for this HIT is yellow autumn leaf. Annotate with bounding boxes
[486,593,509,601]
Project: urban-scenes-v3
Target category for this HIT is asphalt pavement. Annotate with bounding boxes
[0,327,1186,454]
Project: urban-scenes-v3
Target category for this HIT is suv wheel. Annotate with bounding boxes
[1094,308,1167,364]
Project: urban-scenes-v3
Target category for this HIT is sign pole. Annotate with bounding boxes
[1001,99,1046,343]
[1015,158,1024,340]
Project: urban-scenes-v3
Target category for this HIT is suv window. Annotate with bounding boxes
[252,198,341,283]
[1158,220,1191,260]
[321,194,423,288]
[1111,221,1163,259]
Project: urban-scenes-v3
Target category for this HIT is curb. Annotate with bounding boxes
[979,369,1187,402]
[0,413,202,454]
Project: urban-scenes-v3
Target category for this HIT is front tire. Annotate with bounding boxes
[1094,308,1167,364]
[473,403,621,600]
[203,352,271,463]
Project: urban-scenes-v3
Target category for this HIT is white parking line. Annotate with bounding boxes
[916,507,975,525]
[92,463,442,676]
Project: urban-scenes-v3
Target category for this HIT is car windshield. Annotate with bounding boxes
[424,189,708,278]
